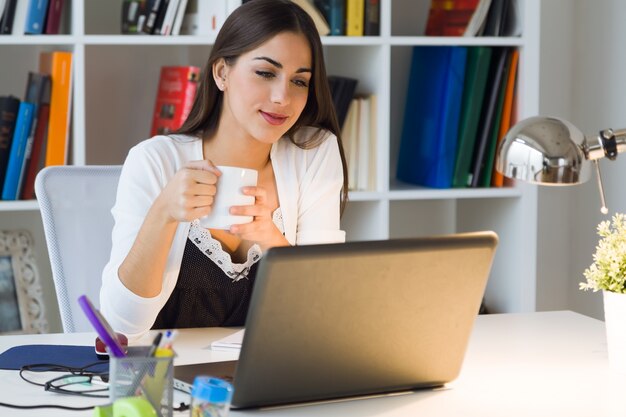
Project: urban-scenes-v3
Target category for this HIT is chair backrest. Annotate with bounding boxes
[35,165,122,333]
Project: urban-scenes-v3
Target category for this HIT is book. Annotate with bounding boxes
[468,47,508,187]
[211,329,245,352]
[159,0,180,35]
[345,0,364,36]
[327,75,358,129]
[364,0,380,36]
[291,0,329,36]
[141,0,164,34]
[18,72,50,199]
[464,0,492,36]
[151,0,170,34]
[425,0,480,36]
[20,75,50,199]
[43,51,73,167]
[150,66,200,136]
[44,0,64,34]
[170,0,188,35]
[478,48,511,187]
[482,0,505,36]
[121,0,144,34]
[0,96,20,196]
[0,0,17,34]
[2,101,35,200]
[491,48,519,187]
[368,94,377,190]
[10,0,27,34]
[25,0,49,34]
[341,98,359,190]
[357,96,370,190]
[397,46,468,189]
[452,46,493,188]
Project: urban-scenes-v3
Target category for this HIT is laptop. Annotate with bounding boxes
[174,231,498,409]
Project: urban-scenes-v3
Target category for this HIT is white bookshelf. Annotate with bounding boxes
[0,0,540,315]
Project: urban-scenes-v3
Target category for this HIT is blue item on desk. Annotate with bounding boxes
[0,344,108,373]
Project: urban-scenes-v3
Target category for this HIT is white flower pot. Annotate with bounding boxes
[603,290,626,373]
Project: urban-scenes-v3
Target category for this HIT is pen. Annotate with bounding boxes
[148,332,163,357]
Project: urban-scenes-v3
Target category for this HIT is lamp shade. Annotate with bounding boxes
[495,116,591,185]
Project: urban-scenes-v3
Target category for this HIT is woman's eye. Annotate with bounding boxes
[293,79,309,88]
[256,71,275,79]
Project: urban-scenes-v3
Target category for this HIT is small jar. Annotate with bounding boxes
[190,376,234,417]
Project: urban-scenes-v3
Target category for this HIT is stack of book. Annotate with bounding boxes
[122,0,242,35]
[0,51,72,200]
[397,46,519,189]
[425,0,521,37]
[0,0,68,35]
[313,0,379,36]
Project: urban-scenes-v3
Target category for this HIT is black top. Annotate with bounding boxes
[152,237,259,329]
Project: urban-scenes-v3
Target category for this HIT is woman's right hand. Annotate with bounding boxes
[155,160,221,223]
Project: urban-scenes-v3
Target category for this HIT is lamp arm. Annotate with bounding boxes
[585,128,626,160]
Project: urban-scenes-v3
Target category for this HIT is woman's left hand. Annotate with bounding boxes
[229,186,289,250]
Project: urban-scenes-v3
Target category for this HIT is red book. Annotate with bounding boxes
[44,0,65,34]
[425,0,480,36]
[150,66,200,137]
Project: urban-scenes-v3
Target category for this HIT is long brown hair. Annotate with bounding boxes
[175,0,348,212]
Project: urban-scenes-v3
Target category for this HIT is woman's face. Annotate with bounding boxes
[218,31,312,145]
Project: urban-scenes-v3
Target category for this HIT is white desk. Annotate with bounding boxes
[0,311,623,416]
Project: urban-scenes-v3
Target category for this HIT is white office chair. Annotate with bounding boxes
[35,165,122,333]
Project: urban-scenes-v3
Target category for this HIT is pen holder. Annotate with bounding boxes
[109,346,174,417]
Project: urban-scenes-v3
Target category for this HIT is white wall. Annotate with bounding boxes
[539,0,626,319]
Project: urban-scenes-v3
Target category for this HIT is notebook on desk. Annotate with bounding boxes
[174,231,498,409]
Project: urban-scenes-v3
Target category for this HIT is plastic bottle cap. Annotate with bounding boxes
[191,376,234,404]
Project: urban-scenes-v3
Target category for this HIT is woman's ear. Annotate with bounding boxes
[212,58,228,91]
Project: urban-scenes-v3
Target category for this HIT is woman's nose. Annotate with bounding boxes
[271,81,291,105]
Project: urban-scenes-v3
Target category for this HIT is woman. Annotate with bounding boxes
[100,0,348,340]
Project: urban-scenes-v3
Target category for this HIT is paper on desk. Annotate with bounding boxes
[211,330,245,352]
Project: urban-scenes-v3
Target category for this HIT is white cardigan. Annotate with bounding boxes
[100,128,345,340]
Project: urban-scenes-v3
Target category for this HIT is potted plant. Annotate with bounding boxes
[581,213,626,372]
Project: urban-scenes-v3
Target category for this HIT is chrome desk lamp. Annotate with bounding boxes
[495,116,626,214]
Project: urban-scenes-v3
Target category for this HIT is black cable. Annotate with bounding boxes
[0,402,96,410]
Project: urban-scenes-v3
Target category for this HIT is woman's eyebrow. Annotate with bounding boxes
[253,56,312,74]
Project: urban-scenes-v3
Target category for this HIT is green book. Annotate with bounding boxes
[452,47,493,188]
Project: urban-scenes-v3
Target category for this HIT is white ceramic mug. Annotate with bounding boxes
[198,166,258,229]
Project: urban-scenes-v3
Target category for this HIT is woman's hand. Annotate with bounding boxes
[154,160,221,224]
[229,186,289,250]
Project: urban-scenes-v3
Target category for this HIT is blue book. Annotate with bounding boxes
[397,46,468,189]
[25,0,49,34]
[328,0,345,36]
[2,101,35,200]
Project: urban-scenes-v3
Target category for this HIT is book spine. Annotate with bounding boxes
[329,0,344,36]
[152,0,170,35]
[160,0,180,35]
[0,96,20,195]
[141,0,163,34]
[364,0,379,36]
[170,0,188,35]
[20,101,49,199]
[0,0,17,34]
[150,66,200,136]
[121,0,142,34]
[44,0,64,34]
[345,0,364,36]
[45,51,73,167]
[2,101,35,200]
[25,0,48,34]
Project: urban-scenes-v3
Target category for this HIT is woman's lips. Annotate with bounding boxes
[260,110,288,126]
